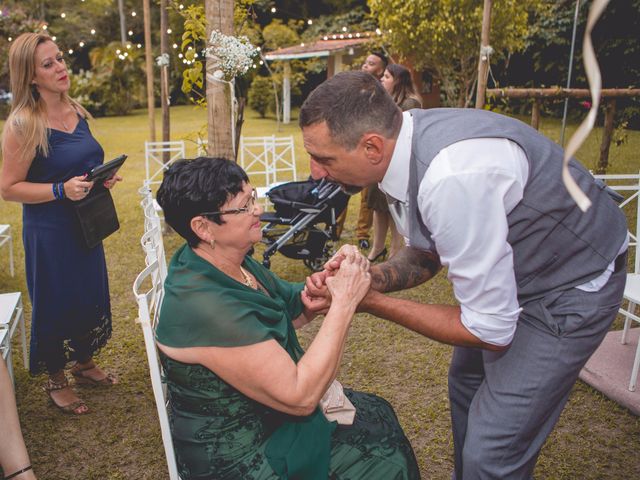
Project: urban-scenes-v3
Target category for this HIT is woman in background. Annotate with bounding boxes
[0,33,120,415]
[367,63,423,262]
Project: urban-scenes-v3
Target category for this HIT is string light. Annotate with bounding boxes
[52,36,57,41]
[91,29,96,35]
[131,11,137,17]
[126,44,132,49]
[342,27,347,32]
[68,49,73,54]
[271,7,276,13]
[167,28,172,34]
[116,49,121,54]
[137,44,142,48]
[307,19,313,25]
[42,25,48,30]
[179,4,184,9]
[79,41,85,47]
[172,43,178,49]
[8,37,12,42]
[60,13,66,18]
[128,30,133,36]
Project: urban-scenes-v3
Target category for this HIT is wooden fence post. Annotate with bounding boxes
[597,98,617,174]
[531,99,541,130]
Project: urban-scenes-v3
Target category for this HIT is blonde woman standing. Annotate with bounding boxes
[0,33,121,415]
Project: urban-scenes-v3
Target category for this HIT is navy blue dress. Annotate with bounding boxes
[23,116,112,375]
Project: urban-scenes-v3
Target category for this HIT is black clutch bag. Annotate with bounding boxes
[73,186,120,249]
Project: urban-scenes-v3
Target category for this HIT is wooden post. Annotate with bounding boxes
[142,0,155,142]
[597,98,617,174]
[282,61,291,124]
[531,99,541,130]
[475,0,492,109]
[205,0,235,160]
[160,0,170,157]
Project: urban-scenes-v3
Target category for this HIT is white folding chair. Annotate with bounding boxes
[144,141,186,188]
[595,173,640,391]
[240,135,297,187]
[0,224,15,277]
[133,258,180,479]
[270,135,297,184]
[0,292,28,384]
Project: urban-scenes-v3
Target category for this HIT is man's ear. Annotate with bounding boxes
[362,134,385,165]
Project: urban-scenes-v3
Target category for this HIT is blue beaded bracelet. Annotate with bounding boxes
[52,182,58,200]
[58,182,65,199]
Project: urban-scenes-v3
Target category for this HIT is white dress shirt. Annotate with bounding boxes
[380,111,624,346]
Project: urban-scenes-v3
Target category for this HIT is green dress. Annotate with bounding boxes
[156,245,420,480]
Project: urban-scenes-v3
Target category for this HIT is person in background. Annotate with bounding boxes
[353,51,389,250]
[301,71,627,479]
[0,357,37,479]
[366,63,423,262]
[0,33,121,415]
[155,157,419,480]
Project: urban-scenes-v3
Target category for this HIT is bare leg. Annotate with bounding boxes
[389,219,406,258]
[0,357,37,479]
[368,210,389,261]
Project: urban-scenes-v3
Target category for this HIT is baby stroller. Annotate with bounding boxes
[260,178,350,271]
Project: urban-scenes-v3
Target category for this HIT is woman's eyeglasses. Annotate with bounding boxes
[198,189,258,217]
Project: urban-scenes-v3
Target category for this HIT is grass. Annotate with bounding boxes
[1,104,639,479]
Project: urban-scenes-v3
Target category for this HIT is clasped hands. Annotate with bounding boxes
[301,245,372,315]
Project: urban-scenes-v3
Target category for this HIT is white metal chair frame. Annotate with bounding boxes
[144,141,186,188]
[0,224,15,277]
[0,292,28,385]
[595,173,640,391]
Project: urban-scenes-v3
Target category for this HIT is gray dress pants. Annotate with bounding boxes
[448,254,627,479]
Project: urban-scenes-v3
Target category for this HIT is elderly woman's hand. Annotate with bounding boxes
[326,250,371,311]
[301,271,331,315]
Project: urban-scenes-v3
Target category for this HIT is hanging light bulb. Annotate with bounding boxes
[271,7,276,13]
[79,41,85,47]
[91,29,96,35]
[307,20,313,25]
[131,11,137,17]
[68,49,74,54]
[61,12,66,18]
[167,28,172,34]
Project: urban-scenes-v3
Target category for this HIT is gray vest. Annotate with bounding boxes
[407,108,627,303]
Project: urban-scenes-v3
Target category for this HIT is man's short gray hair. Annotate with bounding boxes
[299,71,401,150]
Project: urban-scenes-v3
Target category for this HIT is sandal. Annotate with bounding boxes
[70,362,117,386]
[4,465,33,479]
[43,376,89,415]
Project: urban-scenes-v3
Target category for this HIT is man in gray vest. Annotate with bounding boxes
[300,71,628,479]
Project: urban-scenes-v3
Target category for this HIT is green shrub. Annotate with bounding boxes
[248,76,275,118]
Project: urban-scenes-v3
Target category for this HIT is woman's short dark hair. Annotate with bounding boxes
[299,71,401,150]
[156,157,249,247]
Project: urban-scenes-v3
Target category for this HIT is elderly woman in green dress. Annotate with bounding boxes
[155,157,419,480]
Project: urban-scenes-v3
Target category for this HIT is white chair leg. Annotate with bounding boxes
[18,300,27,369]
[8,228,14,277]
[629,333,640,392]
[621,301,635,344]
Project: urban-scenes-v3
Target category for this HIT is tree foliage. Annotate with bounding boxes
[368,0,541,106]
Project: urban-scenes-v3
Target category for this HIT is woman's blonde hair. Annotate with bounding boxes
[2,32,90,162]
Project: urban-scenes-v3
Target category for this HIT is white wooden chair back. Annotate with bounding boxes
[239,135,297,188]
[144,141,186,188]
[133,258,179,479]
[594,172,640,391]
[0,224,14,277]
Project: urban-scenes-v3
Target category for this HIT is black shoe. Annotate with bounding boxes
[358,239,370,250]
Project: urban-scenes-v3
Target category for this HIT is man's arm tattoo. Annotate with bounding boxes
[370,247,441,293]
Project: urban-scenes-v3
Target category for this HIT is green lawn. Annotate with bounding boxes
[1,105,639,479]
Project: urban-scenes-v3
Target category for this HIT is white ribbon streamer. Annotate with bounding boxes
[562,0,610,212]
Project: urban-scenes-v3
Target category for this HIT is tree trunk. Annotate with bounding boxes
[205,0,235,160]
[142,0,155,142]
[597,99,617,174]
[475,0,492,109]
[160,0,170,160]
[117,0,127,44]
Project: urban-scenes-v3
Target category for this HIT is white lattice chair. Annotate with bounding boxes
[0,224,14,277]
[595,173,640,391]
[144,141,186,188]
[0,292,28,385]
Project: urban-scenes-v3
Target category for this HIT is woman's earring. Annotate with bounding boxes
[210,238,215,249]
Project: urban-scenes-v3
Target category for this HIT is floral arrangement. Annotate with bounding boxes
[205,30,258,81]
